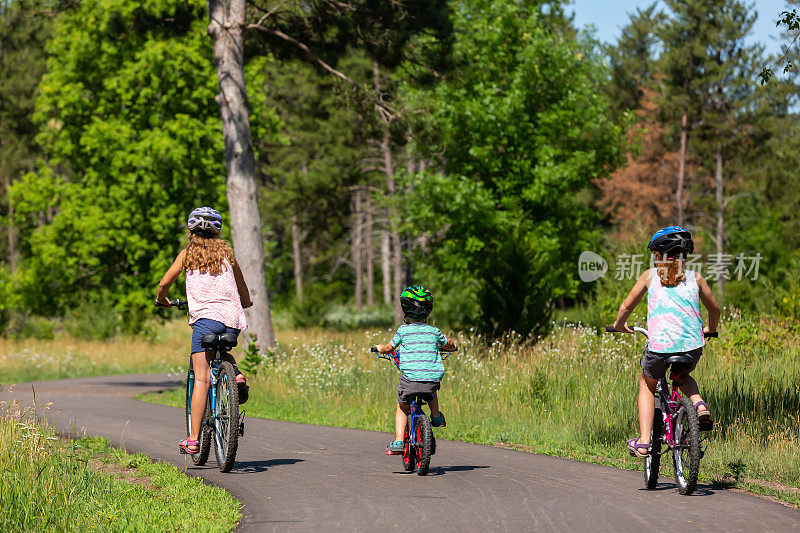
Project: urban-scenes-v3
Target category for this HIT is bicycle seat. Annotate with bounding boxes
[408,393,432,404]
[201,332,238,350]
[665,354,694,366]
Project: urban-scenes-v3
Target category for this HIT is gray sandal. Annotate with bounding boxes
[627,437,651,458]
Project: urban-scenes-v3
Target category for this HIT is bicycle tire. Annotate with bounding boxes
[185,369,211,466]
[402,423,415,472]
[213,361,240,472]
[415,414,433,476]
[644,406,663,489]
[673,396,701,495]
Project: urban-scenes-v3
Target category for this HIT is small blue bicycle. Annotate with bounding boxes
[372,347,450,476]
[157,298,244,472]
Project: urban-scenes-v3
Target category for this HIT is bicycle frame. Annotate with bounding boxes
[656,376,684,448]
[407,396,426,448]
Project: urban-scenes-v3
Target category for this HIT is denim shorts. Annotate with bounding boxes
[190,318,240,355]
[641,346,703,380]
[397,375,440,405]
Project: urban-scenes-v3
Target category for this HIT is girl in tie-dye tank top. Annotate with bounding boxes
[612,227,720,459]
[156,207,253,455]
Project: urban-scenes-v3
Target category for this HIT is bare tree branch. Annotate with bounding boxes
[247,23,361,90]
[246,21,401,119]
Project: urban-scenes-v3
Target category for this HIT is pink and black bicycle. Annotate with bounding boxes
[606,325,717,495]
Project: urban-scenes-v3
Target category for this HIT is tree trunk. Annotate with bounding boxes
[676,107,688,226]
[365,192,375,307]
[207,0,275,349]
[381,231,391,304]
[291,214,303,301]
[353,187,364,310]
[714,147,725,297]
[373,60,403,322]
[3,174,17,274]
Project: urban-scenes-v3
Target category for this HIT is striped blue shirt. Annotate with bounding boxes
[390,323,447,382]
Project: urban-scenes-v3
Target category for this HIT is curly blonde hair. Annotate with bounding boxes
[653,252,685,287]
[183,233,236,274]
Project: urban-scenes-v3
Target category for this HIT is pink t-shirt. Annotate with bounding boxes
[186,259,247,330]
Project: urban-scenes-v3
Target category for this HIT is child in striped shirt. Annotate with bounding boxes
[374,286,457,454]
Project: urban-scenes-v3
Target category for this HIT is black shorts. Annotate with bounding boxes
[397,376,440,405]
[641,346,703,380]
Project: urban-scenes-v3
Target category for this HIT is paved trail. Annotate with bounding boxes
[1,374,797,532]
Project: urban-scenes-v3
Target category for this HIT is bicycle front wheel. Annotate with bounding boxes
[213,361,240,472]
[185,369,211,466]
[673,397,700,495]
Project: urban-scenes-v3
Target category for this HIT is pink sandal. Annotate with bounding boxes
[178,437,199,455]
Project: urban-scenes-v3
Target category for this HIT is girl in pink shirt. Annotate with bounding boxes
[156,207,252,455]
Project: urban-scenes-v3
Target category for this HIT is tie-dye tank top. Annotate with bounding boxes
[647,269,704,353]
[186,259,247,330]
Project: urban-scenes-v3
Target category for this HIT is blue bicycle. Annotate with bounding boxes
[157,299,244,472]
[372,347,450,476]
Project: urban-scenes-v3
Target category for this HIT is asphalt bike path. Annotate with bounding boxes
[2,374,798,532]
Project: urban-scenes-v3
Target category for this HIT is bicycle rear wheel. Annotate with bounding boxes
[415,414,433,476]
[402,423,416,472]
[644,406,662,489]
[673,397,700,495]
[185,369,211,466]
[213,361,240,472]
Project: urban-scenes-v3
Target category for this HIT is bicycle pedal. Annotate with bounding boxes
[238,421,245,437]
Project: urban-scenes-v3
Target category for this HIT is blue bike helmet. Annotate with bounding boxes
[648,226,693,256]
[187,206,222,237]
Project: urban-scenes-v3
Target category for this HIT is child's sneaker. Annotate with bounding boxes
[431,412,446,427]
[386,440,404,455]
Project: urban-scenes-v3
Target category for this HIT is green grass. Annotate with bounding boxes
[0,321,188,384]
[143,316,800,507]
[0,402,241,532]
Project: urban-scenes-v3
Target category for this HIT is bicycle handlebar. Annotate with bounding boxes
[154,299,188,311]
[605,325,718,338]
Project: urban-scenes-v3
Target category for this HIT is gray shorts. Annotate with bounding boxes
[397,376,440,405]
[642,346,703,380]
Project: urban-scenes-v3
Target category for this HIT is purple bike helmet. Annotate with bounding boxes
[187,206,222,237]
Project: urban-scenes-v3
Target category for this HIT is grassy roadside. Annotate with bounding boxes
[0,321,188,384]
[1,401,241,532]
[142,316,800,508]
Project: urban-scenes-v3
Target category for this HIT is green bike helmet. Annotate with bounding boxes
[400,285,433,321]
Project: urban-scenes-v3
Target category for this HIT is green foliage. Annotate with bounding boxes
[6,0,250,326]
[239,336,269,375]
[0,0,63,179]
[6,314,57,339]
[401,0,625,337]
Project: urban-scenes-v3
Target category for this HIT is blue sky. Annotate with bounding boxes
[569,0,789,55]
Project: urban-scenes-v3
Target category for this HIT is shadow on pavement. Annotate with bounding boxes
[394,465,491,476]
[232,458,305,473]
[640,482,720,496]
